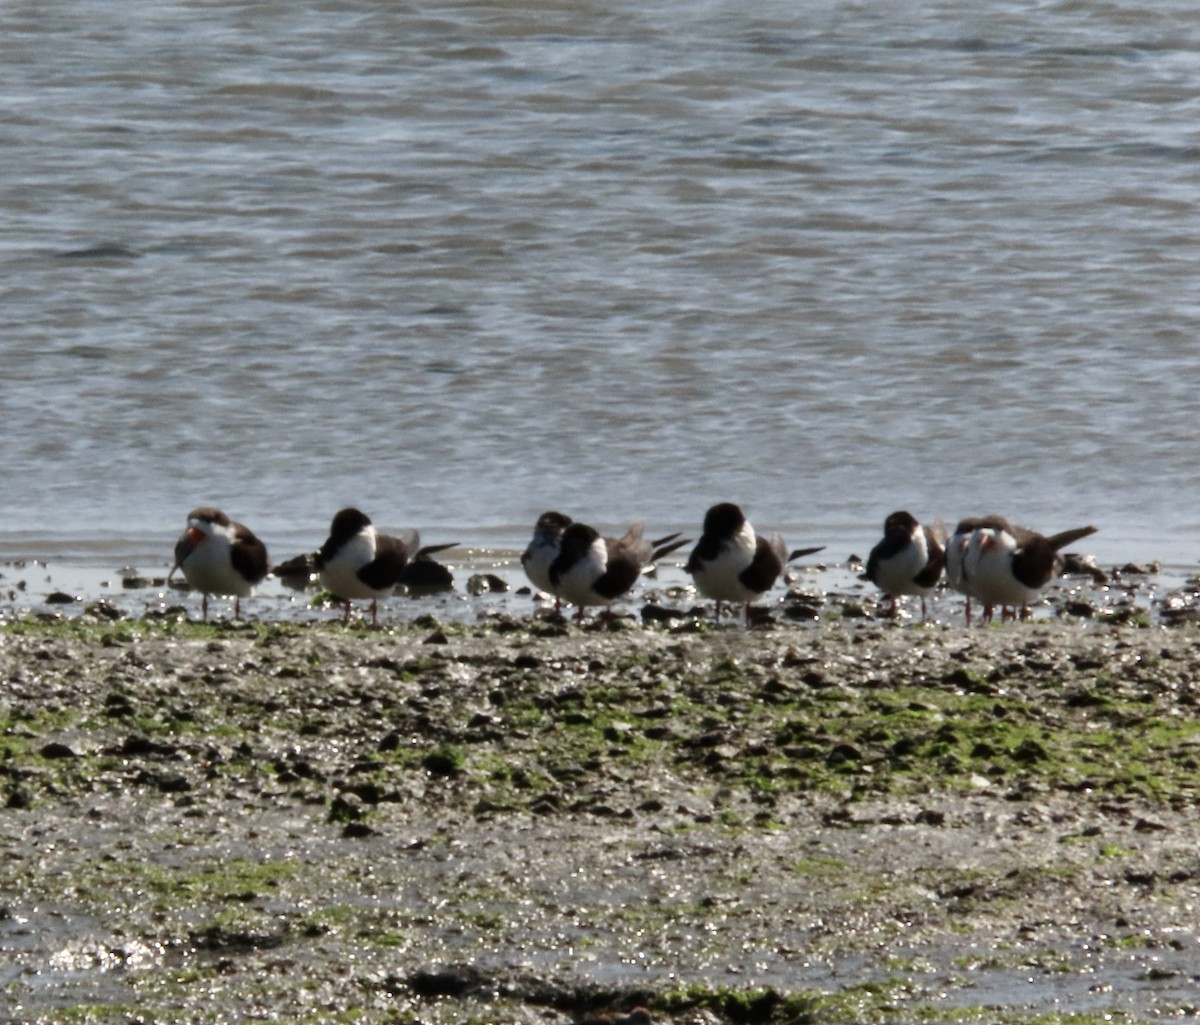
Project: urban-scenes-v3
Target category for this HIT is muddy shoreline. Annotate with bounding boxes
[2,613,1200,1023]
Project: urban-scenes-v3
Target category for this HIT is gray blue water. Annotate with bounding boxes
[3,0,1199,575]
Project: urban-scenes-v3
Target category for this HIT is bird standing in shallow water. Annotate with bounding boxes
[963,520,1098,623]
[685,502,823,622]
[865,510,946,621]
[945,514,1014,626]
[521,511,574,611]
[315,507,454,627]
[547,519,688,623]
[169,507,269,621]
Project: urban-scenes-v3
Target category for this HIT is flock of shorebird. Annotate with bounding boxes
[167,503,1098,627]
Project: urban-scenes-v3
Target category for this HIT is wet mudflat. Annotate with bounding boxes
[2,613,1199,1024]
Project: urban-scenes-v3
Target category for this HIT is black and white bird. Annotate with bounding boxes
[945,514,1013,626]
[169,506,269,621]
[685,502,824,622]
[520,511,574,610]
[547,519,689,622]
[864,510,946,620]
[315,507,454,626]
[962,520,1098,623]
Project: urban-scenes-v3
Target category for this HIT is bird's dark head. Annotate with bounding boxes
[558,521,601,561]
[187,506,230,528]
[535,510,573,532]
[883,510,918,536]
[954,513,1012,537]
[702,502,746,538]
[329,507,372,543]
[549,521,602,586]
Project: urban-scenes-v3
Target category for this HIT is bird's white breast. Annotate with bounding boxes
[964,529,1036,607]
[691,522,758,602]
[555,536,609,608]
[522,534,560,596]
[181,523,253,597]
[319,529,390,600]
[874,528,933,597]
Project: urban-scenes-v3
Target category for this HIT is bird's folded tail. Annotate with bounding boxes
[650,536,691,563]
[1046,525,1098,551]
[787,545,826,562]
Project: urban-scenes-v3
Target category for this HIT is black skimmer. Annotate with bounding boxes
[963,521,1098,623]
[272,552,316,592]
[315,507,454,626]
[685,502,824,622]
[945,514,1014,626]
[864,510,946,620]
[275,547,453,597]
[547,519,688,622]
[169,507,269,621]
[520,511,573,610]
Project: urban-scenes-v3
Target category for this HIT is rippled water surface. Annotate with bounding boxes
[2,0,1199,567]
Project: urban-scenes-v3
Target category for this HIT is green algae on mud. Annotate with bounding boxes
[2,616,1200,1023]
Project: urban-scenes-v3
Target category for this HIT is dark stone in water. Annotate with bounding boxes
[1063,600,1096,618]
[1118,562,1154,576]
[467,573,508,596]
[143,605,189,621]
[1061,552,1108,584]
[84,601,124,621]
[640,604,681,624]
[122,576,151,589]
[45,592,76,605]
[1161,598,1200,626]
[783,602,820,622]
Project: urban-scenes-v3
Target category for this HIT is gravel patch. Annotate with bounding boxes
[2,608,1200,1023]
